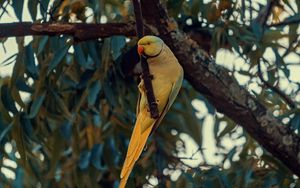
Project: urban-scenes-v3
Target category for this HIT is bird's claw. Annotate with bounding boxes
[141,73,154,80]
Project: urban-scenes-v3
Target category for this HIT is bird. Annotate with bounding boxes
[119,35,184,188]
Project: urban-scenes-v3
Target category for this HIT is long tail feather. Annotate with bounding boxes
[119,112,154,188]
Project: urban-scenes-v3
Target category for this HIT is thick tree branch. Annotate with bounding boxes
[0,22,213,52]
[0,22,137,41]
[0,22,212,52]
[140,0,300,176]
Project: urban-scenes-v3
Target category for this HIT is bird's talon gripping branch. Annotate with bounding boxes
[151,101,158,106]
[141,73,154,80]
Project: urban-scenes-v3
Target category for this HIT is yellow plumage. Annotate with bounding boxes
[119,36,183,188]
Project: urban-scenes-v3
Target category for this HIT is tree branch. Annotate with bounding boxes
[268,17,300,27]
[132,0,159,119]
[140,0,300,176]
[257,59,296,109]
[0,22,137,41]
[0,22,213,52]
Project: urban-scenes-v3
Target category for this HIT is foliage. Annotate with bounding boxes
[0,0,299,187]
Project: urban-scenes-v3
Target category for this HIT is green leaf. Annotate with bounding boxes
[87,41,100,67]
[12,0,23,21]
[28,0,38,20]
[60,119,73,140]
[12,168,24,188]
[0,122,13,143]
[1,53,17,66]
[47,131,64,177]
[291,114,300,132]
[52,92,72,119]
[263,30,285,42]
[25,43,39,79]
[103,79,117,107]
[251,21,263,40]
[20,113,35,140]
[27,92,46,119]
[47,45,70,75]
[90,144,105,170]
[226,146,237,162]
[39,0,50,19]
[288,23,298,45]
[37,36,49,55]
[111,36,126,60]
[282,14,300,25]
[167,0,185,16]
[78,150,91,170]
[15,78,33,93]
[13,119,27,167]
[227,36,241,54]
[88,80,101,106]
[282,0,296,14]
[74,44,92,69]
[11,86,25,108]
[1,85,18,114]
[217,121,236,140]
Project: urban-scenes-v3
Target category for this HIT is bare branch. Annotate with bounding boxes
[132,0,159,119]
[0,22,137,41]
[268,17,300,27]
[255,0,274,25]
[257,60,296,109]
[0,21,213,52]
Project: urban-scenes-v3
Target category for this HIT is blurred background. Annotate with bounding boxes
[0,0,299,187]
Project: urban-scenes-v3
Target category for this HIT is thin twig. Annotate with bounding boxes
[132,0,144,39]
[255,0,296,109]
[268,17,300,27]
[49,0,65,21]
[257,61,296,108]
[132,0,159,119]
[255,0,274,25]
[0,1,10,18]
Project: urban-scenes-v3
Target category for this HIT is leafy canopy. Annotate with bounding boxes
[0,0,299,187]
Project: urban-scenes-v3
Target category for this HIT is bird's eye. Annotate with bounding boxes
[147,42,150,45]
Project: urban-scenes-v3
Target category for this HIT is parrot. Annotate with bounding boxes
[119,35,184,188]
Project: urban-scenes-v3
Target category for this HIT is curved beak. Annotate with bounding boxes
[137,45,144,55]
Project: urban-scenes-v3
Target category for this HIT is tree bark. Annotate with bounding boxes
[140,0,300,176]
[0,22,136,41]
[0,22,212,51]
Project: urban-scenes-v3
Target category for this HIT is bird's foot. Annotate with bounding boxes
[141,73,154,80]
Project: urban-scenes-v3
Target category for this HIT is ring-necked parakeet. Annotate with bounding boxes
[119,36,184,188]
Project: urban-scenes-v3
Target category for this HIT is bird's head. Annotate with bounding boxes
[137,36,163,57]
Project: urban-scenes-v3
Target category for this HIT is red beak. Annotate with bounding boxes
[137,45,144,55]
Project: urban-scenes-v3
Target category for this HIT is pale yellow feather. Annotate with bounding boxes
[119,36,183,188]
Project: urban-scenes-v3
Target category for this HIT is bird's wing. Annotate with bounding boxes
[119,107,154,188]
[120,71,183,188]
[120,83,174,188]
[150,72,183,135]
[136,92,141,116]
